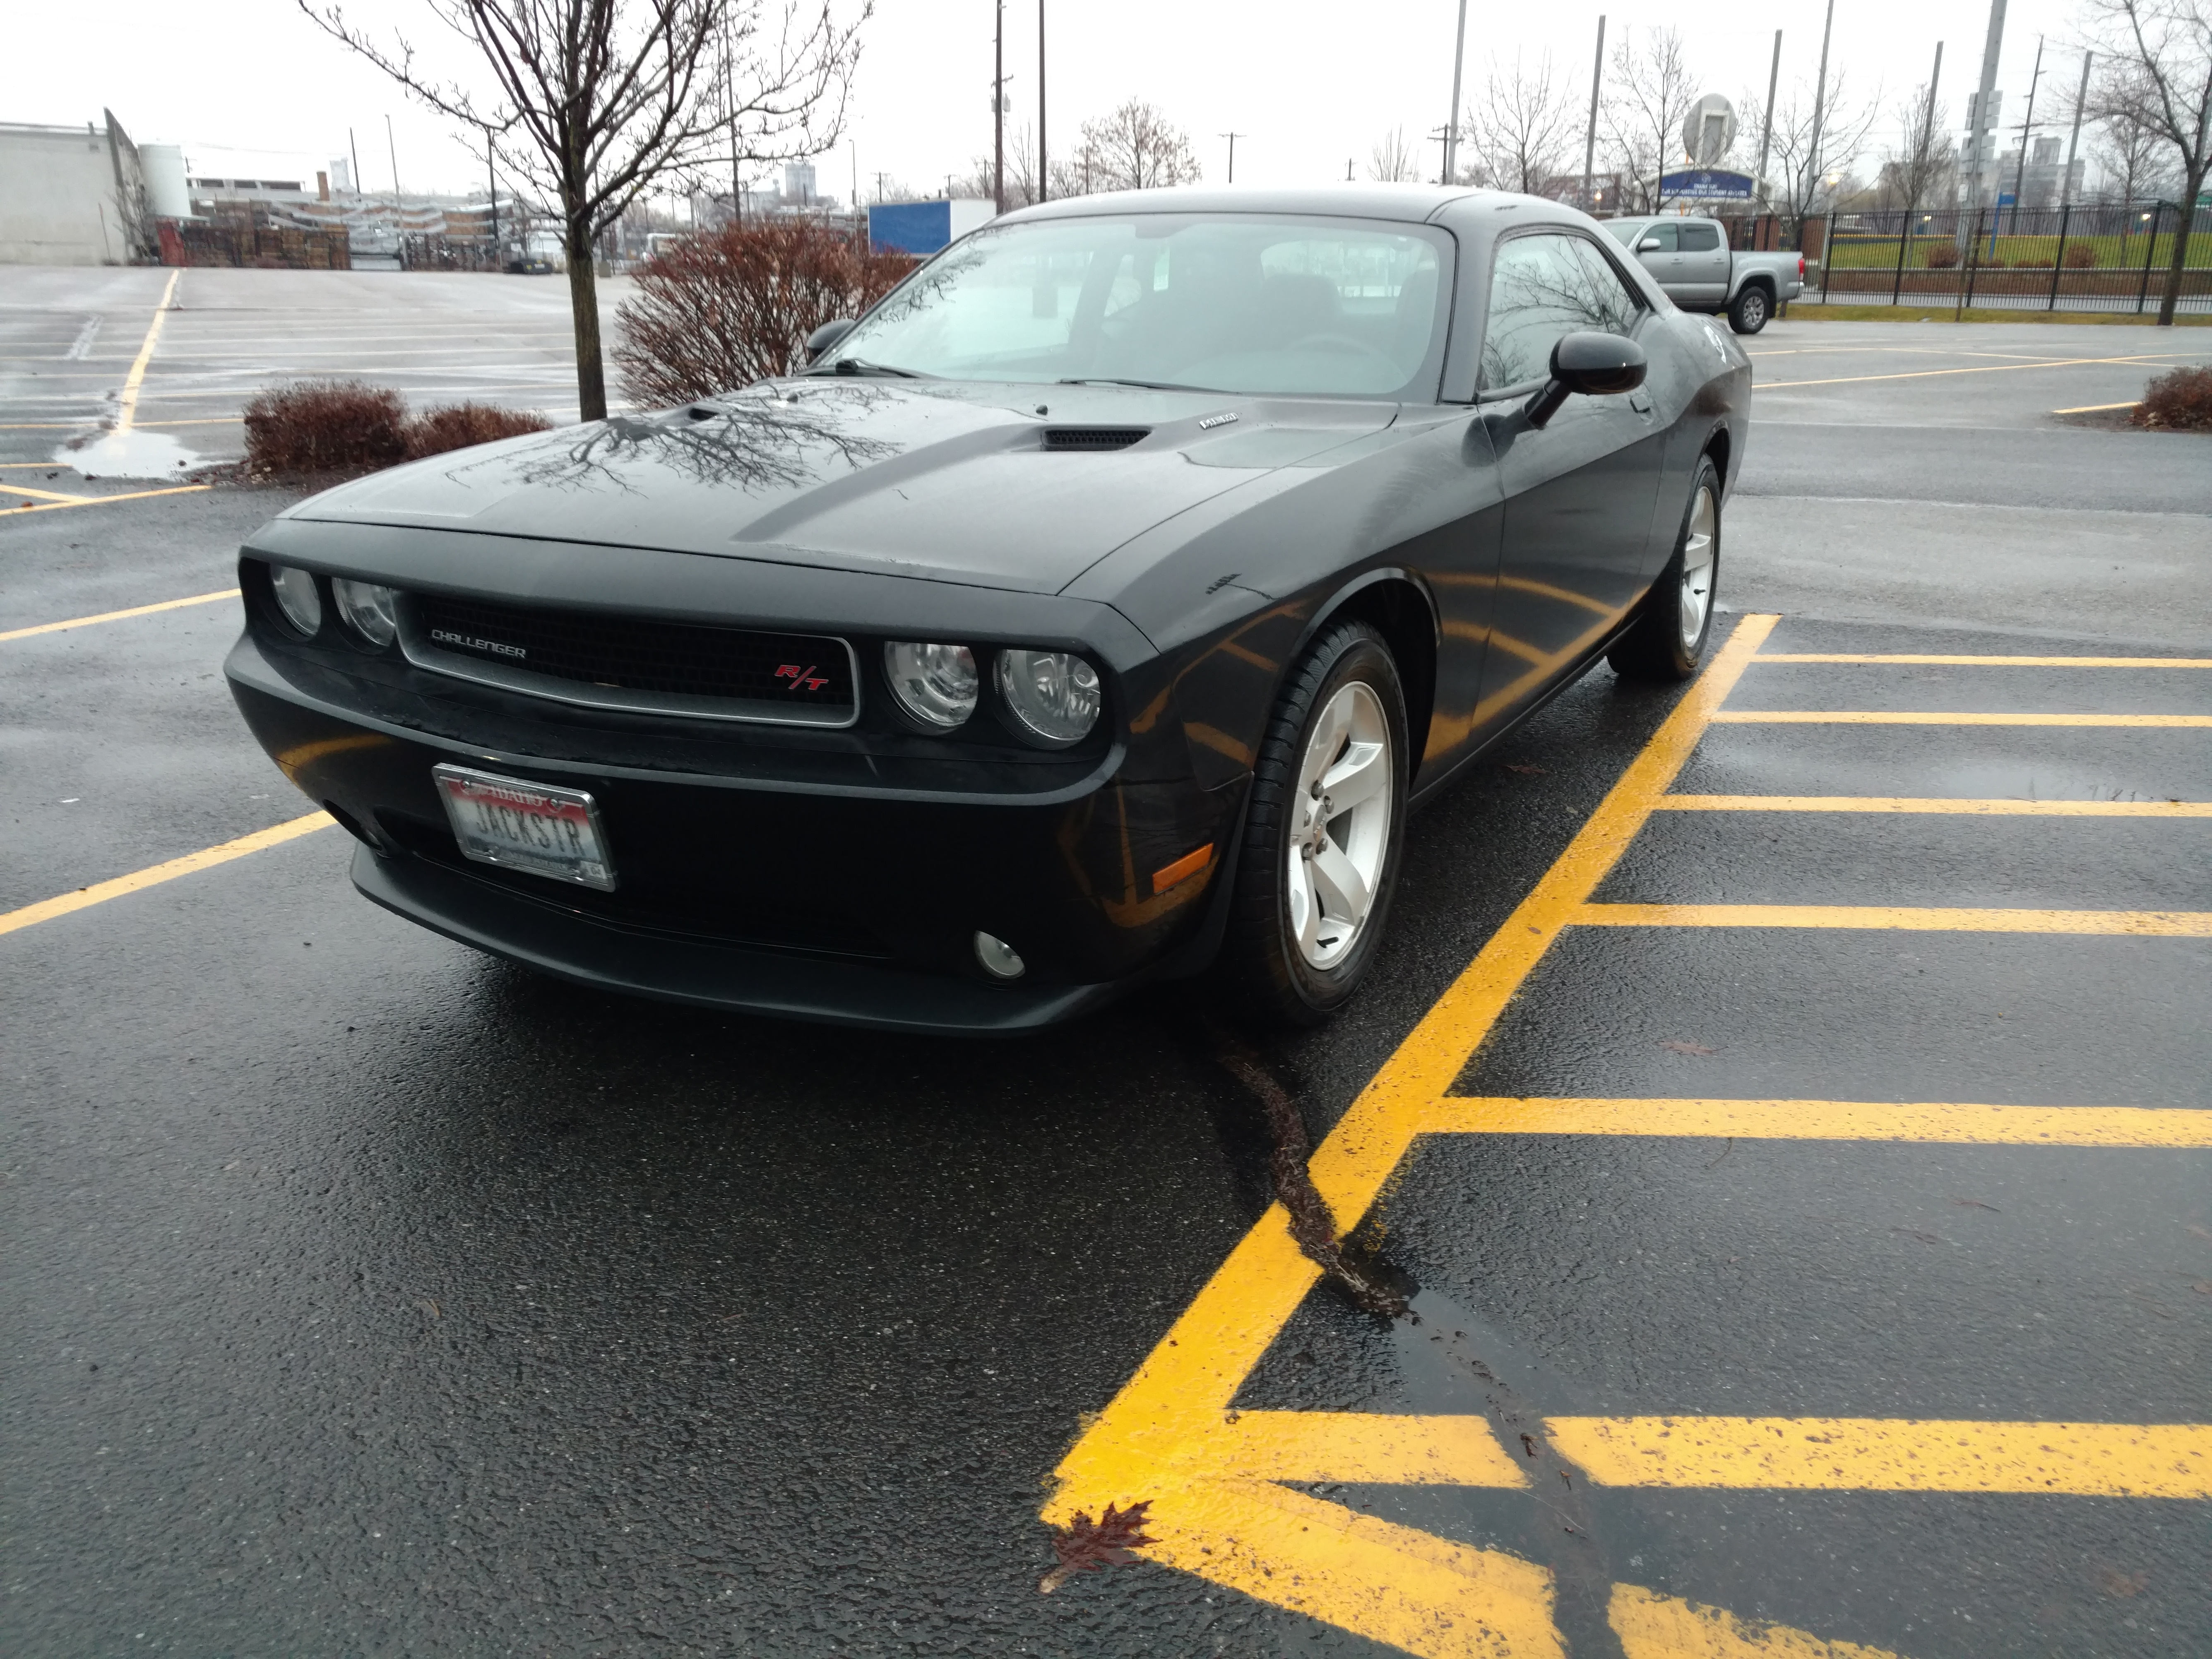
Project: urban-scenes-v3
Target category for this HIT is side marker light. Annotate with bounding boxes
[1152,843,1215,895]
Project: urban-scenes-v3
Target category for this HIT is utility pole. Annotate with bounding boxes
[1219,132,1245,184]
[1806,0,1836,213]
[1755,31,1782,214]
[1037,0,1047,202]
[1967,0,2008,214]
[2009,34,2044,231]
[385,113,402,204]
[993,0,1006,214]
[487,144,500,265]
[1582,14,1606,211]
[348,127,362,200]
[1443,0,1469,184]
[2062,50,2093,207]
[723,15,742,226]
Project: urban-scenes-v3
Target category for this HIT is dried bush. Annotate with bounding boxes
[613,222,918,407]
[2135,365,2212,431]
[1923,242,1961,269]
[243,380,409,474]
[405,402,553,458]
[2064,243,2099,268]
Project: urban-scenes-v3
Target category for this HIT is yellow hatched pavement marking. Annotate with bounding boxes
[1710,710,2212,727]
[1048,613,2208,1657]
[0,588,238,643]
[1573,903,2212,935]
[0,812,332,938]
[1656,795,2212,815]
[1750,653,2212,667]
[1548,1419,2212,1500]
[1420,1096,2212,1148]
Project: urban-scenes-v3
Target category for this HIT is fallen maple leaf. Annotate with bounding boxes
[1041,1500,1157,1593]
[1659,1039,1717,1056]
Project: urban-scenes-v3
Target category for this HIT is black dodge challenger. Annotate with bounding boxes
[227,185,1748,1033]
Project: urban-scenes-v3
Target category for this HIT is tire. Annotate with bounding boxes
[1727,284,1771,334]
[1217,620,1409,1027]
[1609,455,1722,683]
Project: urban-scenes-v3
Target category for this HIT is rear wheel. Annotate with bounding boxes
[1218,621,1408,1026]
[1609,456,1721,682]
[1727,284,1771,334]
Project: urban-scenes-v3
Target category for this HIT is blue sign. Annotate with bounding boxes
[868,201,954,255]
[1658,168,1755,201]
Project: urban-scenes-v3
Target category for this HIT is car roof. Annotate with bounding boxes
[1003,183,1531,228]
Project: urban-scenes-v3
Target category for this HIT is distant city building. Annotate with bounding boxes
[784,161,817,205]
[1990,135,2087,208]
[0,113,154,264]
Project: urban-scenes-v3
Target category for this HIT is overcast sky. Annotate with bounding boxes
[19,0,2099,201]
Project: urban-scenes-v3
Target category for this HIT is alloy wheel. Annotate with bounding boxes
[1285,680,1394,970]
[1678,484,1717,650]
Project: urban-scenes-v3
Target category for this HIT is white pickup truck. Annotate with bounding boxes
[1602,216,1805,335]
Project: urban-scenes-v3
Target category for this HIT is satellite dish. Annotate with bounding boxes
[1682,94,1738,166]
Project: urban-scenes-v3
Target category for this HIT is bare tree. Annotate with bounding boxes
[1368,126,1420,182]
[2092,108,2178,201]
[1079,100,1202,191]
[1879,80,1957,212]
[1464,52,1579,194]
[298,0,868,421]
[1603,26,1699,212]
[2080,0,2211,324]
[1744,73,1882,241]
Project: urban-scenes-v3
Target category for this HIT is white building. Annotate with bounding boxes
[0,113,153,264]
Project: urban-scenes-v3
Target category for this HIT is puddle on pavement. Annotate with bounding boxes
[57,427,200,480]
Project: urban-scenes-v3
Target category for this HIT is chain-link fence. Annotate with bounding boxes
[1815,202,2212,315]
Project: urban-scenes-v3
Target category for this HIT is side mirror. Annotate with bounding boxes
[1637,237,1664,252]
[804,317,857,364]
[1524,332,1648,429]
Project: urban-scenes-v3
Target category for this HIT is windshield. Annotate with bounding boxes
[826,214,1453,399]
[1601,220,1649,247]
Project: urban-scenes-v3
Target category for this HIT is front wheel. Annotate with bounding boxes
[1609,456,1722,682]
[1217,620,1408,1026]
[1727,284,1772,334]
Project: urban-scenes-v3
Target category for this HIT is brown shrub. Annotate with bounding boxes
[2134,365,2212,431]
[612,222,919,407]
[243,379,408,474]
[2063,243,2099,268]
[1923,242,1961,269]
[2011,255,2051,269]
[404,402,553,459]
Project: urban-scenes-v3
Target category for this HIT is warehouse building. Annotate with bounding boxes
[0,113,156,264]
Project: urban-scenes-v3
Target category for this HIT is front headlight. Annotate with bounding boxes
[884,640,980,728]
[268,565,323,636]
[332,578,399,647]
[995,648,1101,747]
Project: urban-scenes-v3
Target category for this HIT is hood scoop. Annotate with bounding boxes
[1042,426,1149,452]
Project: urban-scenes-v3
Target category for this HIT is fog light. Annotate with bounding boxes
[332,578,399,647]
[269,565,323,636]
[973,930,1025,980]
[885,640,980,728]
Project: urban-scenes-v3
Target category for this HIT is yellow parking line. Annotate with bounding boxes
[1209,1411,1532,1486]
[2051,400,2140,414]
[1758,352,2171,389]
[1712,710,2212,726]
[1611,1584,1904,1659]
[115,269,180,433]
[1548,1418,2212,1499]
[0,589,240,644]
[1422,1096,2212,1147]
[1752,653,2212,667]
[9,485,212,515]
[1657,794,2212,815]
[5,485,94,503]
[0,811,332,939]
[1574,902,2212,935]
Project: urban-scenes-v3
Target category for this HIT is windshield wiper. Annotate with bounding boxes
[810,356,923,378]
[1056,376,1218,393]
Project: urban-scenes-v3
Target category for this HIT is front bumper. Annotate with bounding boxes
[227,634,1239,1032]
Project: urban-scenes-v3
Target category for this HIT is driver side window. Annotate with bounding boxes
[1479,233,1646,391]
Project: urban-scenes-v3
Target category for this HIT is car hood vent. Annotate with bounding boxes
[1042,426,1149,452]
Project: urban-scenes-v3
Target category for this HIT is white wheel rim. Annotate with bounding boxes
[1678,484,1717,650]
[1285,680,1393,971]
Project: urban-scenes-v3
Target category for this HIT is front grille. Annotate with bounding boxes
[1042,427,1148,451]
[402,593,858,727]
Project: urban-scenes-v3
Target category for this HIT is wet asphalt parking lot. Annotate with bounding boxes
[3,271,2210,1657]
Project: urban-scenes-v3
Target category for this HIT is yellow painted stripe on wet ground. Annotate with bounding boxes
[8,484,212,514]
[0,588,238,643]
[115,269,180,432]
[1710,710,2212,727]
[1657,795,2212,815]
[1752,653,2212,667]
[1572,903,2212,935]
[1547,1417,2212,1499]
[1205,1411,1531,1487]
[1420,1096,2212,1147]
[0,811,333,939]
[1609,1583,1903,1659]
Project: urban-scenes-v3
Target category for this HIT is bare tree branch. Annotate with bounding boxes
[2079,0,2212,322]
[1463,52,1579,194]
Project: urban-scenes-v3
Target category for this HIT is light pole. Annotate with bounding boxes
[1754,30,1782,217]
[2061,50,2093,208]
[1443,0,1469,183]
[1037,0,1047,202]
[993,0,1005,214]
[1219,132,1246,184]
[1582,16,1606,212]
[2008,35,2045,231]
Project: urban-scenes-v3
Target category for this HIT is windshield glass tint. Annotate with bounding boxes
[831,215,1452,398]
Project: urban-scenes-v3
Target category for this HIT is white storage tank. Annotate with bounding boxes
[142,144,190,219]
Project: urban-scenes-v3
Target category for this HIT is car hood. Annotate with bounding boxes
[283,380,1398,596]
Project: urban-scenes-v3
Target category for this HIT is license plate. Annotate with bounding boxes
[432,764,616,891]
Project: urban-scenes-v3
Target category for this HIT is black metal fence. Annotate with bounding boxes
[1818,202,2212,314]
